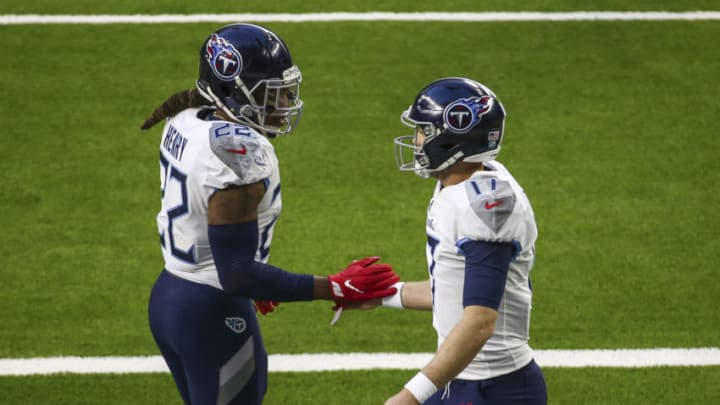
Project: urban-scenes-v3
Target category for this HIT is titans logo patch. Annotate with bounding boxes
[443,96,493,133]
[224,317,247,334]
[205,34,243,80]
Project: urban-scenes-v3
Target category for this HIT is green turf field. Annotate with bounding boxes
[1,2,718,404]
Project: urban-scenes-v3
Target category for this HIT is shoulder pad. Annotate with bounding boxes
[464,175,517,233]
[208,122,272,183]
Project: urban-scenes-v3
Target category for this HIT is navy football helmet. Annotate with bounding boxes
[394,77,506,178]
[196,23,303,136]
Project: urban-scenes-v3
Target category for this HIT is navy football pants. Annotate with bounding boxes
[148,270,268,405]
[425,359,547,405]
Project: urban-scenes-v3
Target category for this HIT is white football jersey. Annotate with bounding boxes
[156,108,282,289]
[426,160,537,380]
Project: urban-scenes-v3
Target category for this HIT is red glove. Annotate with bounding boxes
[328,256,399,301]
[328,256,399,325]
[254,300,280,315]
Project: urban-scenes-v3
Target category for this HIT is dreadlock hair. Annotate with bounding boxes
[140,88,212,130]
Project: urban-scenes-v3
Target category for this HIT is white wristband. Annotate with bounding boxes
[382,282,405,309]
[404,371,437,403]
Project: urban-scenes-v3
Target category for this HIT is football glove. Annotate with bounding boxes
[329,256,399,301]
[328,256,399,325]
[254,300,280,315]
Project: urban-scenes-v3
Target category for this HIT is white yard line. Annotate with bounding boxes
[1,12,720,25]
[1,348,719,376]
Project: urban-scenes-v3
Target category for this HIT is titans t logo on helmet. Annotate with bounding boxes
[205,34,243,81]
[443,96,493,134]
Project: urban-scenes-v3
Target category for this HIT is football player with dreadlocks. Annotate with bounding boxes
[380,78,547,405]
[141,23,399,405]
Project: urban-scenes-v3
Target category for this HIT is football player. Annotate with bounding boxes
[141,23,399,405]
[381,78,547,404]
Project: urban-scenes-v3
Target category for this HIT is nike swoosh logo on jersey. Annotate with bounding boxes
[484,200,503,210]
[344,280,364,294]
[226,146,247,155]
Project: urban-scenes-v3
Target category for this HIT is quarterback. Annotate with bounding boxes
[383,78,547,405]
[141,23,399,405]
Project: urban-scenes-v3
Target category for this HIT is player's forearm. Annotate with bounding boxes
[422,306,496,389]
[313,276,333,300]
[209,221,315,301]
[400,279,433,310]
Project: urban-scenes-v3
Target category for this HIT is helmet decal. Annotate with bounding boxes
[205,34,243,80]
[442,96,493,134]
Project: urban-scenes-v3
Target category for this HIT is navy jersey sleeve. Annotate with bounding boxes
[208,221,314,301]
[457,239,515,310]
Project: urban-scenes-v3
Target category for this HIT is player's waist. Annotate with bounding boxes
[164,264,223,291]
[456,344,533,380]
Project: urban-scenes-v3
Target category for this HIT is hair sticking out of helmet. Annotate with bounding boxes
[195,23,303,136]
[394,77,506,178]
[140,88,211,130]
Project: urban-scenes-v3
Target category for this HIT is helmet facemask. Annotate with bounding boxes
[198,65,303,137]
[394,110,465,178]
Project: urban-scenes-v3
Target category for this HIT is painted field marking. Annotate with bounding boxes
[1,348,719,376]
[1,12,720,25]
